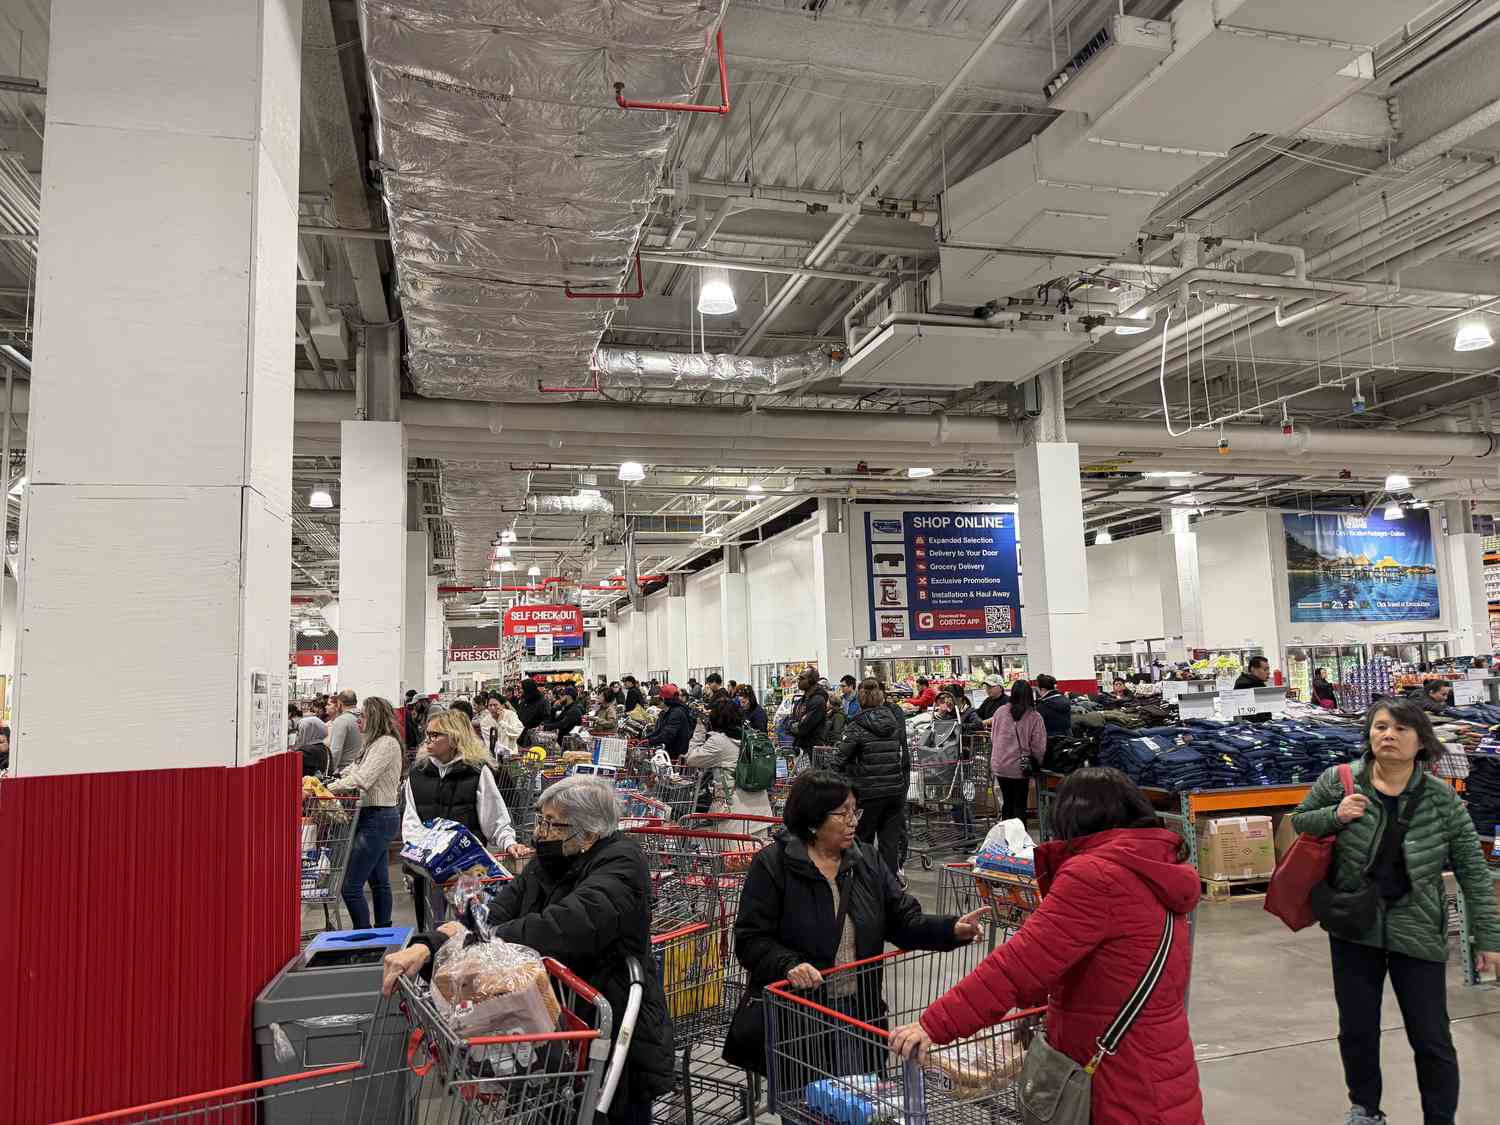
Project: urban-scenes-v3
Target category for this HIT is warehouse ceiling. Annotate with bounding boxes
[9,0,1500,624]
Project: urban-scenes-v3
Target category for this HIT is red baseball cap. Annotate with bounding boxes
[660,683,680,701]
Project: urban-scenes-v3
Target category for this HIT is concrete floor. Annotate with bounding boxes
[327,855,1500,1124]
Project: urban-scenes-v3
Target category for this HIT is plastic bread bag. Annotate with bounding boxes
[430,936,561,1042]
[924,1031,1027,1095]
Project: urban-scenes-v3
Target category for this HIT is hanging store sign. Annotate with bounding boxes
[293,650,337,667]
[1284,513,1440,623]
[863,508,1022,642]
[503,604,584,638]
[450,646,501,662]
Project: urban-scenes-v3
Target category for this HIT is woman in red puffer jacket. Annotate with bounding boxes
[891,767,1203,1125]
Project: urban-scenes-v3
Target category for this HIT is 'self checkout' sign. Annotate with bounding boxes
[503,604,584,638]
[864,508,1022,642]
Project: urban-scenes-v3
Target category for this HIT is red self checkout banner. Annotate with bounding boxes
[503,604,584,638]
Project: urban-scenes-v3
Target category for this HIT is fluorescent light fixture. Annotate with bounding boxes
[1142,471,1196,479]
[500,561,516,572]
[308,486,333,509]
[493,545,511,559]
[501,529,517,544]
[907,467,935,478]
[527,565,542,577]
[7,475,25,496]
[747,482,764,494]
[1383,502,1405,520]
[1094,528,1113,545]
[697,268,737,316]
[1114,309,1152,335]
[1383,472,1411,492]
[1455,320,1494,352]
[618,461,646,483]
[1114,288,1152,335]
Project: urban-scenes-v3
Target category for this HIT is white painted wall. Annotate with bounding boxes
[747,525,820,667]
[1197,513,1282,651]
[687,567,724,671]
[1084,535,1165,647]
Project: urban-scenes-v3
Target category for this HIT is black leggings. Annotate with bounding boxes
[996,776,1031,822]
[856,794,907,876]
[1330,936,1458,1124]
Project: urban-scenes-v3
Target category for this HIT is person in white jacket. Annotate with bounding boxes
[684,697,774,829]
[478,695,524,760]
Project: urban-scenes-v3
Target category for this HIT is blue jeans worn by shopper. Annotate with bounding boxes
[342,806,400,929]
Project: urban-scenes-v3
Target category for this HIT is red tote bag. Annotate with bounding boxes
[1264,762,1354,932]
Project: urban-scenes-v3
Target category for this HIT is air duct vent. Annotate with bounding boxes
[1043,16,1172,114]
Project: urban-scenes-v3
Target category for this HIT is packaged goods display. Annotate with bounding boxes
[430,938,561,1040]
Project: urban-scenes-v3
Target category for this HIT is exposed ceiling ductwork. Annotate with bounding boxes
[359,0,726,398]
[592,345,837,392]
[527,492,615,516]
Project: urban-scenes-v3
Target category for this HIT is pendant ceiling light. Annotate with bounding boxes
[308,485,333,509]
[1094,527,1113,544]
[697,267,737,316]
[527,565,542,577]
[907,466,935,478]
[1383,502,1405,520]
[618,461,646,482]
[493,545,511,559]
[501,529,517,544]
[1455,319,1494,352]
[1383,473,1410,492]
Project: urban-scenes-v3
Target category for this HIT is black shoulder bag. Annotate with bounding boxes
[1310,775,1425,940]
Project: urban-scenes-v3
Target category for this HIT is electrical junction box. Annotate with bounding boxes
[1044,15,1172,116]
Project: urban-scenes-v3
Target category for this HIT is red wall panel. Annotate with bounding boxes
[0,753,300,1123]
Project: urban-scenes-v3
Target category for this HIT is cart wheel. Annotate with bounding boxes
[920,854,933,871]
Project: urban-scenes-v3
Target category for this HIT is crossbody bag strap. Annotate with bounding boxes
[1086,909,1175,1074]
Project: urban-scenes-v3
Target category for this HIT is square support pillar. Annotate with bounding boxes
[1158,510,1204,664]
[338,421,407,701]
[1446,531,1491,657]
[812,500,857,681]
[403,529,430,693]
[720,545,750,680]
[1015,443,1095,692]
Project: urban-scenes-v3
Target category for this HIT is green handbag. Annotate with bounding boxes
[1017,910,1174,1124]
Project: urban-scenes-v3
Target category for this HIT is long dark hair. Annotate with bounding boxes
[1009,679,1035,721]
[1364,697,1442,762]
[1051,767,1169,842]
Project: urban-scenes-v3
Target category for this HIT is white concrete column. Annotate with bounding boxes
[813,500,858,681]
[1015,443,1095,692]
[14,0,300,774]
[1445,529,1491,657]
[720,545,750,680]
[0,569,16,689]
[338,421,407,701]
[666,573,690,684]
[423,575,443,692]
[403,529,429,693]
[1158,509,1204,663]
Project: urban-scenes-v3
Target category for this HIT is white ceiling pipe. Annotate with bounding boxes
[734,0,1038,355]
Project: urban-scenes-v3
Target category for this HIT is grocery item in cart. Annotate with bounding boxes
[927,1032,1026,1093]
[431,937,562,1039]
[401,817,506,883]
[804,1074,902,1125]
[972,818,1036,877]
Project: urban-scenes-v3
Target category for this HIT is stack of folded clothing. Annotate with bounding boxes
[1097,725,1207,791]
[1445,703,1500,725]
[1464,756,1500,836]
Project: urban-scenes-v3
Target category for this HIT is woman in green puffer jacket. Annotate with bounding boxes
[1291,696,1500,1125]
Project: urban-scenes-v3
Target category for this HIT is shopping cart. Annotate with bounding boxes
[56,957,620,1125]
[618,789,672,829]
[934,862,1040,948]
[628,824,770,933]
[906,753,994,870]
[763,946,1042,1125]
[299,790,362,937]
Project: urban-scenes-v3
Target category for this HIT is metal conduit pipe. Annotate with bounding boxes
[733,0,1038,355]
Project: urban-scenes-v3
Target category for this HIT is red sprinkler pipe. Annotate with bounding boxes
[563,252,643,301]
[615,28,730,115]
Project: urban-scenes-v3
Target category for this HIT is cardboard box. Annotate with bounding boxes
[1197,815,1276,881]
[1273,812,1299,862]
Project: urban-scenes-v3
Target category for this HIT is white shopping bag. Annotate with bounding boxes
[976,817,1035,861]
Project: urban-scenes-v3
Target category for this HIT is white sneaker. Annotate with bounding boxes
[1344,1107,1385,1125]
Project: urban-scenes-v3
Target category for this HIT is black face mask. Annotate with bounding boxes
[535,837,579,877]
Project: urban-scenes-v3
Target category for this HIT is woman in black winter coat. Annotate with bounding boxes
[726,771,986,1077]
[832,678,911,876]
[384,775,674,1125]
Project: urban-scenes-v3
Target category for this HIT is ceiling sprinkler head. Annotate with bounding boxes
[1282,418,1294,437]
[1217,437,1230,455]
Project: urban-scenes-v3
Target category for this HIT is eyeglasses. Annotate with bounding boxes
[534,816,574,833]
[424,731,447,742]
[828,807,864,825]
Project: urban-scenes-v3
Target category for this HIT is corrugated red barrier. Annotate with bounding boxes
[0,753,301,1123]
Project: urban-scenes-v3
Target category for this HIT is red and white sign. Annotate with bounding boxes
[913,609,987,634]
[450,646,500,662]
[503,604,583,638]
[293,650,337,667]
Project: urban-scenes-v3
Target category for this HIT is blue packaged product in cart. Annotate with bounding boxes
[804,1075,901,1125]
[401,818,505,883]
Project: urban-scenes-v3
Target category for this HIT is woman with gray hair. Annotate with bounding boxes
[382,775,674,1125]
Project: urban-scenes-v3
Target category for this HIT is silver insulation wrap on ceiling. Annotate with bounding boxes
[359,0,727,400]
[591,346,840,391]
[437,461,532,582]
[528,493,615,516]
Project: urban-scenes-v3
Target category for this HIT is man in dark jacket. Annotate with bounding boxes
[621,675,646,713]
[648,683,695,760]
[543,685,586,738]
[789,669,831,752]
[515,678,552,735]
[976,676,1008,723]
[833,678,910,875]
[1233,655,1271,691]
[1034,674,1074,738]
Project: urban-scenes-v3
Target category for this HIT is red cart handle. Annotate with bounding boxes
[407,1028,435,1077]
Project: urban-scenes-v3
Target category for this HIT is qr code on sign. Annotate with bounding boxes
[984,606,1013,634]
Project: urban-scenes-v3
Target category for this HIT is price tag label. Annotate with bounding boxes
[1453,680,1485,706]
[1219,688,1258,716]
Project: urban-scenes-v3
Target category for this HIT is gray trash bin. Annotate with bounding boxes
[253,927,413,1123]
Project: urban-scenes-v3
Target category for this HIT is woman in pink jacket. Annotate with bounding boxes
[990,679,1046,822]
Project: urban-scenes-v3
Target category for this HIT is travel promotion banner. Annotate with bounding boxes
[1283,512,1439,622]
[864,508,1022,641]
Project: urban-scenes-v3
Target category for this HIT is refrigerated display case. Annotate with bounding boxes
[861,656,966,689]
[1284,644,1366,701]
[1094,653,1142,686]
[1371,641,1450,667]
[968,654,1030,683]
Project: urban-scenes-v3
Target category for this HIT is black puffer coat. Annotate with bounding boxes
[421,832,674,1115]
[649,698,695,761]
[729,834,960,1074]
[833,705,909,800]
[1035,690,1074,738]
